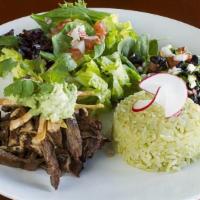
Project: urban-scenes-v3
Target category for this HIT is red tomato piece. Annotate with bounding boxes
[70,48,83,60]
[94,21,107,37]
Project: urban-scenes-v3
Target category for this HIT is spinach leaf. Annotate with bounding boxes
[32,5,109,32]
[117,37,135,57]
[133,34,149,60]
[149,39,159,56]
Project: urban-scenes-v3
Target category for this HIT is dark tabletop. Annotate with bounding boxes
[0,0,199,199]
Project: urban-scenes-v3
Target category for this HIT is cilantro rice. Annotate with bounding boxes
[113,91,200,171]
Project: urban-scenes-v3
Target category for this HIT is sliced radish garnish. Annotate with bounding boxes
[132,87,160,112]
[134,73,187,118]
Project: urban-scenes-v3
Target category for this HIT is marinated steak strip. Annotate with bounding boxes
[0,149,43,170]
[69,159,83,177]
[64,118,82,161]
[40,139,61,190]
[76,109,107,162]
[0,121,9,146]
[0,105,107,190]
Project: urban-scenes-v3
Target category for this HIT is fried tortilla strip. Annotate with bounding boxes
[75,103,104,110]
[47,121,63,147]
[63,118,82,161]
[40,139,61,190]
[32,117,47,144]
[0,98,16,106]
[10,112,33,131]
[77,91,95,97]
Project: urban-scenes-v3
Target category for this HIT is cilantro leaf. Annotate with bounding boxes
[0,58,17,77]
[4,80,22,97]
[21,79,35,97]
[38,83,54,94]
[4,79,35,98]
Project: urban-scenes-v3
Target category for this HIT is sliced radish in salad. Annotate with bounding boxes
[133,73,188,118]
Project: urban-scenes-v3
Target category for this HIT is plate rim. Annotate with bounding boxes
[0,7,199,200]
[0,8,199,31]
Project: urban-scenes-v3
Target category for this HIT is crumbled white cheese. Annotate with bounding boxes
[160,45,174,57]
[187,64,196,73]
[173,54,188,62]
[137,67,143,73]
[72,40,85,54]
[188,75,197,89]
[168,67,182,75]
[69,25,86,42]
[45,17,52,25]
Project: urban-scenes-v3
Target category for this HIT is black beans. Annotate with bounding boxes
[18,28,52,59]
[176,62,188,72]
[129,54,144,65]
[150,56,167,67]
[190,55,199,66]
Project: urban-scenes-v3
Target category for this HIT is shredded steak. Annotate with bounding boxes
[0,106,107,189]
[64,117,82,161]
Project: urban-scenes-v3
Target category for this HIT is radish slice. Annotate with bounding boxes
[132,87,160,112]
[138,73,187,118]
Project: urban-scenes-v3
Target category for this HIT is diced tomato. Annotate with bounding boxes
[94,21,107,37]
[84,36,101,51]
[70,48,83,60]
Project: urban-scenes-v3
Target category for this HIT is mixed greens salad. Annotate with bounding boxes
[0,0,199,122]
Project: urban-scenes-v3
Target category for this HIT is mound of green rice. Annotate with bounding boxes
[113,91,200,171]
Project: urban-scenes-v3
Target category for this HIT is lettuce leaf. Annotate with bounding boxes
[75,60,111,103]
[0,48,48,80]
[98,52,140,100]
[102,15,138,54]
[94,42,105,59]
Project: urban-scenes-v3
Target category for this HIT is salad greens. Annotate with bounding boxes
[0,35,19,48]
[31,0,110,33]
[0,0,158,122]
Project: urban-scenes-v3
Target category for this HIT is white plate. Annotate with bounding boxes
[0,8,200,200]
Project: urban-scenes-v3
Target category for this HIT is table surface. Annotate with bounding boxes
[0,0,199,199]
